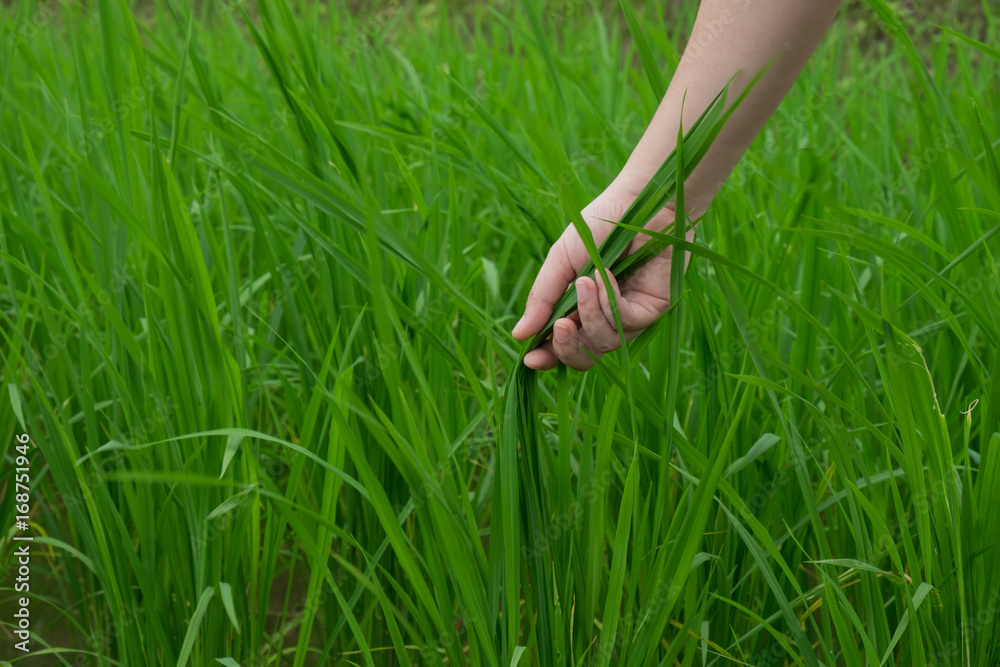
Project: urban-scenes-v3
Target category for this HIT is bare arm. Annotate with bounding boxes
[612,0,843,214]
[512,0,843,371]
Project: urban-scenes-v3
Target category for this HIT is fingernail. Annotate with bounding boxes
[512,316,525,336]
[576,278,590,302]
[554,323,570,344]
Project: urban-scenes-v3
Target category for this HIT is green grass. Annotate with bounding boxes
[1,0,999,665]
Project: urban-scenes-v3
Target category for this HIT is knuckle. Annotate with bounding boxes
[545,239,569,267]
[592,338,617,353]
[525,289,551,313]
[555,237,583,273]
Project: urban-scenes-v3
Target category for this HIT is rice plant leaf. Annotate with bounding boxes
[445,73,547,182]
[33,536,95,573]
[879,582,936,666]
[175,587,215,667]
[220,431,245,478]
[709,592,804,666]
[719,503,817,666]
[809,559,896,577]
[595,452,639,667]
[167,13,194,165]
[8,383,25,431]
[206,486,257,521]
[619,0,667,97]
[819,572,871,666]
[77,428,370,500]
[6,4,998,665]
[482,257,500,302]
[628,385,762,667]
[940,25,1000,62]
[605,221,882,400]
[520,0,567,109]
[218,582,241,633]
[971,99,1000,439]
[724,433,781,477]
[359,548,413,667]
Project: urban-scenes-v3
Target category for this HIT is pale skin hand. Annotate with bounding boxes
[511,0,844,371]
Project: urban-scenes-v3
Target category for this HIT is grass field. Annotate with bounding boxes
[1,0,999,665]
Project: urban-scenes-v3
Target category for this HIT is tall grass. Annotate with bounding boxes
[0,0,998,665]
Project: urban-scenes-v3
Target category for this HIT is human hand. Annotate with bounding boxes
[511,187,694,371]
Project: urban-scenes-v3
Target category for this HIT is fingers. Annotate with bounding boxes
[523,343,559,370]
[595,269,665,332]
[523,273,638,372]
[576,275,621,354]
[523,318,600,372]
[512,238,579,340]
[594,269,625,330]
[553,318,600,371]
[516,253,660,371]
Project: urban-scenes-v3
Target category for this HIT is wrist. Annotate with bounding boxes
[605,166,715,219]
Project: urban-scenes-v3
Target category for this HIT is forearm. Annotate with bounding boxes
[607,0,843,215]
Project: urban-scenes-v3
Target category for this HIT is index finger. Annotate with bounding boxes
[512,237,582,340]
